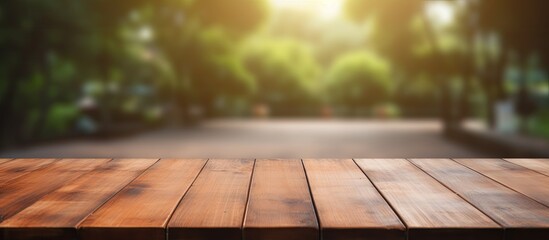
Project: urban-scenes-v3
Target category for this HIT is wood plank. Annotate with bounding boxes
[303,159,405,240]
[504,158,549,177]
[0,159,56,187]
[0,159,158,240]
[79,159,206,240]
[243,159,318,240]
[0,159,11,165]
[168,159,254,240]
[456,158,549,207]
[0,159,111,223]
[355,159,501,240]
[411,158,549,240]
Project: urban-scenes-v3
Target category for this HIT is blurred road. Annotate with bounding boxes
[0,119,488,158]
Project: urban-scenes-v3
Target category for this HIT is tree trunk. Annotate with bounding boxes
[485,58,505,130]
[0,45,39,146]
[457,76,472,127]
[31,54,53,140]
[0,69,23,146]
[0,8,39,146]
[485,87,496,129]
[98,50,113,134]
[420,15,457,134]
[438,79,455,135]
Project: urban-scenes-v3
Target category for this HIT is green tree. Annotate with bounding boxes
[344,0,475,131]
[189,0,269,36]
[242,39,321,115]
[187,28,256,116]
[344,0,423,68]
[86,0,154,129]
[477,0,549,128]
[0,0,93,144]
[151,0,269,120]
[326,51,392,114]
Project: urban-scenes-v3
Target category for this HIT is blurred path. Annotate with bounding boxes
[0,119,488,158]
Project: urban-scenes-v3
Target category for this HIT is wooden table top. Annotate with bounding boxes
[0,158,547,240]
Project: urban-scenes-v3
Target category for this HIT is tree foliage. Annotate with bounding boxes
[2,0,549,146]
[477,0,547,55]
[188,28,256,108]
[326,51,392,109]
[242,39,321,115]
[189,0,269,36]
[344,0,423,68]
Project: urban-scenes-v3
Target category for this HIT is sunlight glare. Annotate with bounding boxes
[138,26,153,41]
[270,0,343,20]
[425,1,455,28]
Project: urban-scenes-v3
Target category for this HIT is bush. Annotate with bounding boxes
[44,103,80,137]
[242,39,321,115]
[326,51,392,113]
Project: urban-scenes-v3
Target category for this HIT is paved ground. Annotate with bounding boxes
[0,119,489,158]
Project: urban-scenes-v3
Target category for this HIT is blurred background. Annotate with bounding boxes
[1,0,548,158]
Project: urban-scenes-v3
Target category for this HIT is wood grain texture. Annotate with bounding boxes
[504,158,549,177]
[0,159,110,223]
[456,158,549,207]
[411,158,549,240]
[1,158,547,240]
[79,159,206,240]
[168,159,254,240]
[355,159,501,240]
[303,159,405,240]
[0,159,11,165]
[243,159,318,240]
[0,159,158,240]
[0,159,56,187]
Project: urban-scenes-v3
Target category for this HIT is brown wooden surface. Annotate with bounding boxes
[355,158,502,240]
[243,159,318,240]
[411,158,549,240]
[0,159,56,187]
[0,159,110,223]
[456,158,549,207]
[168,159,254,240]
[504,158,549,177]
[0,159,11,165]
[1,158,548,240]
[303,159,405,240]
[78,159,206,240]
[0,159,158,240]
